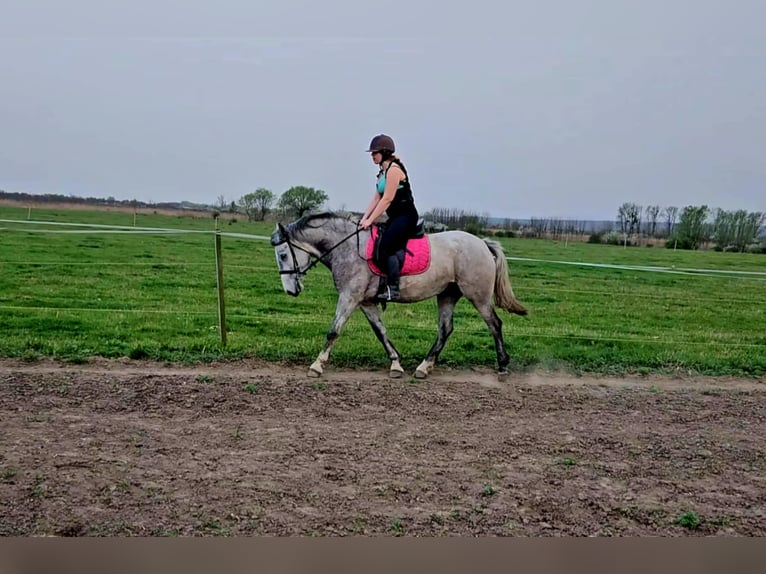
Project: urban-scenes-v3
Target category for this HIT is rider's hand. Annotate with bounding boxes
[359,218,372,230]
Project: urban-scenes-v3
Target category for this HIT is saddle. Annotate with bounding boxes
[366,217,431,277]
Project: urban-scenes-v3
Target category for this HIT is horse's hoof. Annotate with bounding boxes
[497,371,510,382]
[389,369,403,379]
[414,369,428,379]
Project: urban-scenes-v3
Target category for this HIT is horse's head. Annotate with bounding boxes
[270,222,311,297]
[271,213,360,296]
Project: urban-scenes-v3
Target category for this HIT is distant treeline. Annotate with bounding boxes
[4,189,763,252]
[0,190,212,212]
[607,202,766,252]
[423,207,606,239]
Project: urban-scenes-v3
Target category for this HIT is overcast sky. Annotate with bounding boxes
[1,1,764,220]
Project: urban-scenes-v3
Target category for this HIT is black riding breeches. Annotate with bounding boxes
[379,213,418,256]
[378,213,418,286]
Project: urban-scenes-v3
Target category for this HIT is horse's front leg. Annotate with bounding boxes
[308,291,358,377]
[359,302,404,378]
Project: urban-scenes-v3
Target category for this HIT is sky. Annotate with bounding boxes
[1,1,764,221]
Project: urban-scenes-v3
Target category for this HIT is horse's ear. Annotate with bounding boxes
[278,222,288,236]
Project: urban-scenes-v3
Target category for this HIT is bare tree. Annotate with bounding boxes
[549,217,564,240]
[424,207,489,234]
[662,206,679,237]
[214,195,227,210]
[645,205,661,237]
[617,203,642,235]
[529,217,550,238]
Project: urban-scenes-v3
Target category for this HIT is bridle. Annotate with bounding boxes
[272,223,368,277]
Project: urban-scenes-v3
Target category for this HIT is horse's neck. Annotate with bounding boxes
[298,219,358,252]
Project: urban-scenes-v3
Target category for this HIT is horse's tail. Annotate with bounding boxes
[484,239,528,316]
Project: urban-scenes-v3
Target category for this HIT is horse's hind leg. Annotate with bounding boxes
[470,299,511,377]
[415,283,462,379]
[309,292,358,377]
[359,302,405,378]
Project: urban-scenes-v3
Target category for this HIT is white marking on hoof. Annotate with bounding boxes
[497,371,510,383]
[308,361,323,377]
[414,360,432,379]
[389,360,404,378]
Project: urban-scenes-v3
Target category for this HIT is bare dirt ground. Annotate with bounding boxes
[1,357,764,537]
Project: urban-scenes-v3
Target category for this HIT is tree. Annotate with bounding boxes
[712,208,736,250]
[214,195,227,210]
[277,186,329,217]
[743,211,766,249]
[645,205,661,237]
[713,209,766,252]
[529,217,550,238]
[662,206,678,238]
[617,203,642,235]
[671,205,710,250]
[238,188,275,221]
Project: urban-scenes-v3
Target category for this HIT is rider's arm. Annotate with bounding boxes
[362,192,381,220]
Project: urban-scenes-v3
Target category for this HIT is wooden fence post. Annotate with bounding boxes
[214,218,227,346]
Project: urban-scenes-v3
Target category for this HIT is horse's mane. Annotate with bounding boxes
[288,211,360,235]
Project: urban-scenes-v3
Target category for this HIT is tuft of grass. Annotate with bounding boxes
[558,457,578,466]
[243,383,259,394]
[1,468,17,481]
[31,474,46,498]
[196,374,215,383]
[389,518,404,536]
[481,483,497,497]
[149,527,180,537]
[200,518,230,537]
[675,511,701,530]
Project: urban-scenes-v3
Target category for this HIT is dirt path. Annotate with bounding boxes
[1,358,764,536]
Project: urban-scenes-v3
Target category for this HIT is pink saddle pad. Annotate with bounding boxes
[366,226,431,276]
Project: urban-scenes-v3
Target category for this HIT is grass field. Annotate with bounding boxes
[1,204,765,376]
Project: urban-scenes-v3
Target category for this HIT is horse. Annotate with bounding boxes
[269,211,528,380]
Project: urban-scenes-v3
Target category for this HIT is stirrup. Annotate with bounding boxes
[376,286,400,302]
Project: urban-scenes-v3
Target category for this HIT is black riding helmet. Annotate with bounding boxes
[366,134,395,153]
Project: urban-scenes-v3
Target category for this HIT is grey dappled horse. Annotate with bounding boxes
[270,212,527,379]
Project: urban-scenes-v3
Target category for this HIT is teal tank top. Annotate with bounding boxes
[376,172,403,195]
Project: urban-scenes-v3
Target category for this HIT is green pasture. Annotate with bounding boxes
[1,205,764,376]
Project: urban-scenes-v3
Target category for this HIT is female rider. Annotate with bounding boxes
[359,134,419,302]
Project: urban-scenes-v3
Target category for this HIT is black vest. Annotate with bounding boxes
[380,159,417,219]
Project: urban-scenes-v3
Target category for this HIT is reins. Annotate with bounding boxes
[277,225,371,276]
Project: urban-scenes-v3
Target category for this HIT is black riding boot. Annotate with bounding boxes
[377,254,401,301]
